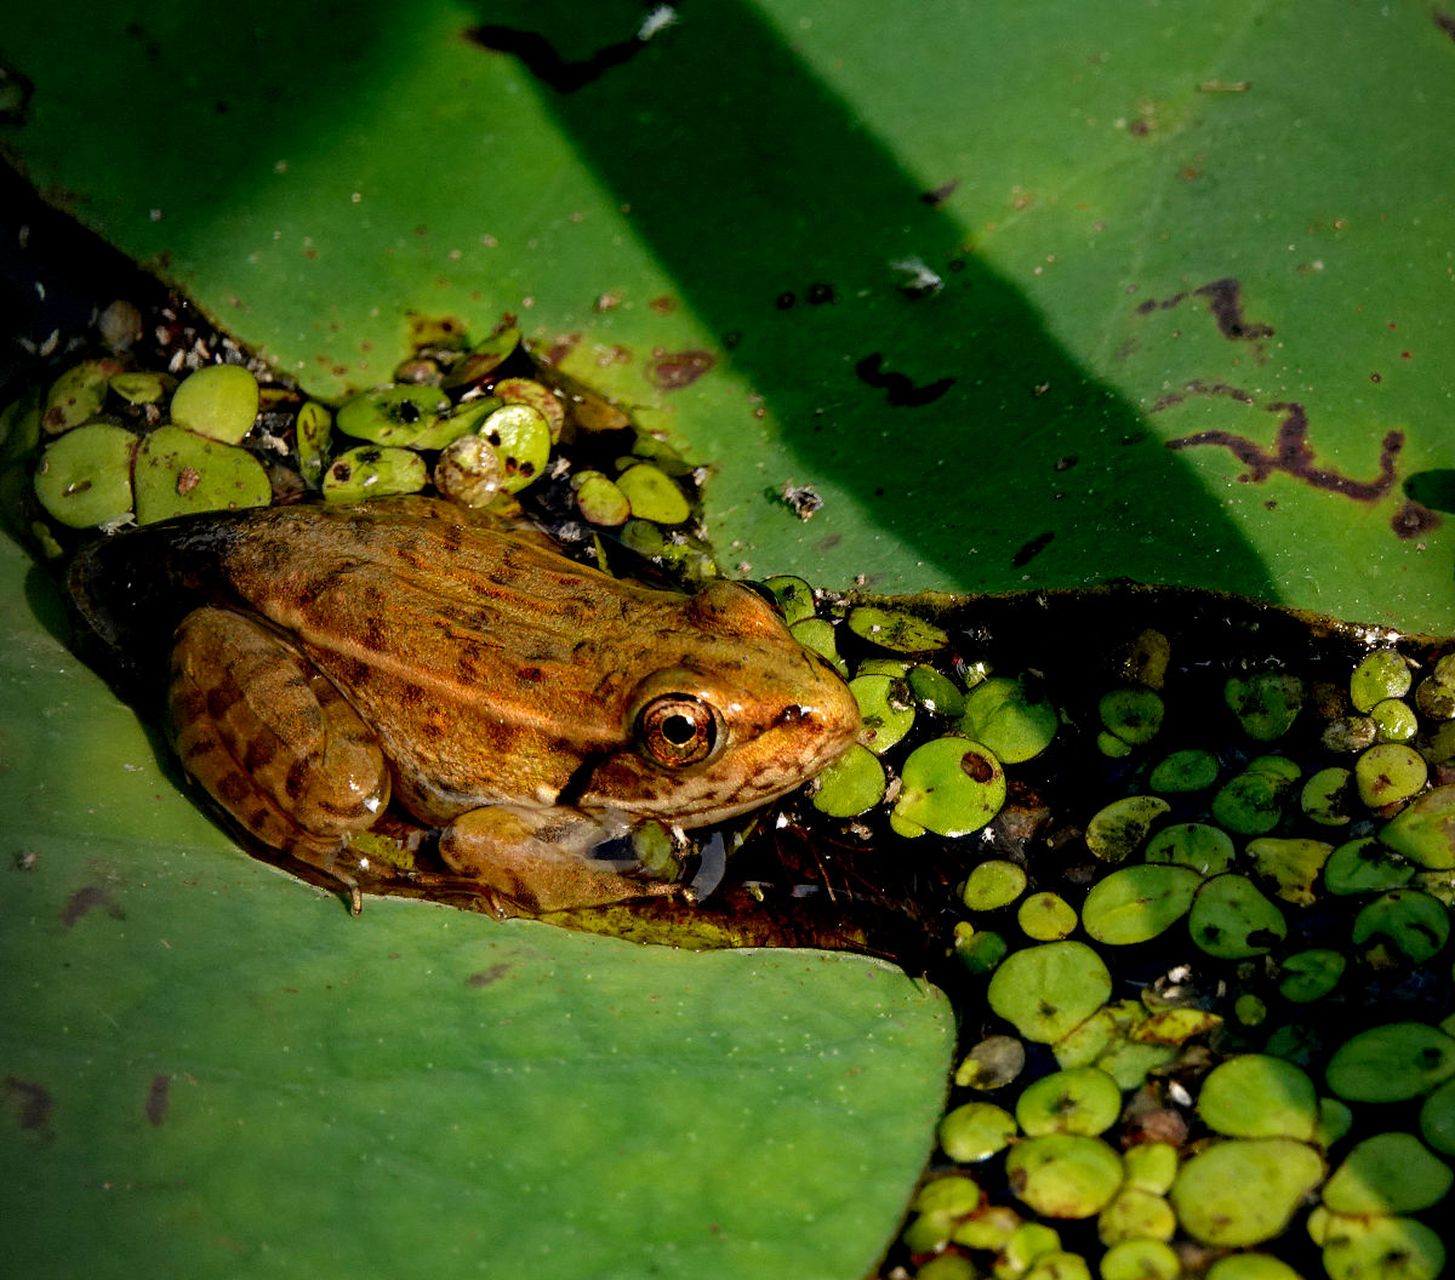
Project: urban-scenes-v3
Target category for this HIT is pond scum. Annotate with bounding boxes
[3,301,1454,1280]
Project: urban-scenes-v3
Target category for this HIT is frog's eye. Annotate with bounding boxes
[636,694,721,768]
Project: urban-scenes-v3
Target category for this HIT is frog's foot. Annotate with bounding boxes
[168,607,392,864]
[439,806,684,915]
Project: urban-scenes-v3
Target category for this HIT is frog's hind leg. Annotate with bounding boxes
[167,607,391,891]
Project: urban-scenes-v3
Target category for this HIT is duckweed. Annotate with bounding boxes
[953,1034,1025,1091]
[1322,836,1415,895]
[1198,1055,1317,1140]
[1300,768,1353,826]
[323,445,428,502]
[961,676,1059,763]
[987,941,1111,1044]
[43,358,121,433]
[893,738,1007,837]
[493,376,565,441]
[1226,672,1305,741]
[850,673,915,755]
[1014,1067,1121,1137]
[1017,892,1077,941]
[1170,1139,1324,1246]
[1277,949,1346,1003]
[1102,1241,1180,1280]
[1325,1022,1455,1102]
[1085,795,1169,862]
[1098,687,1163,747]
[168,364,259,444]
[1148,748,1218,793]
[1188,874,1288,959]
[810,743,886,817]
[1095,1188,1175,1245]
[1144,822,1235,874]
[1245,838,1334,906]
[1354,742,1427,809]
[1320,1215,1444,1280]
[1081,865,1199,944]
[846,604,949,653]
[480,404,552,496]
[108,370,169,405]
[1419,1078,1455,1156]
[33,423,136,528]
[1205,1254,1306,1280]
[1350,649,1411,711]
[1121,1142,1177,1195]
[1370,697,1417,742]
[908,664,965,717]
[295,400,332,487]
[133,426,271,524]
[962,859,1028,911]
[1321,1132,1452,1214]
[1212,758,1300,835]
[789,617,847,676]
[1005,1134,1123,1219]
[1377,784,1455,868]
[762,574,816,626]
[939,1101,1017,1162]
[1351,889,1449,966]
[337,385,457,448]
[612,461,685,523]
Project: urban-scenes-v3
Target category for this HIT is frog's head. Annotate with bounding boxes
[587,580,861,827]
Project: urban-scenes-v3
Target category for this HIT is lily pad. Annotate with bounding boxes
[1015,1067,1121,1137]
[1379,784,1455,870]
[845,605,947,654]
[1320,1214,1446,1280]
[1225,673,1304,742]
[32,422,136,528]
[1188,874,1287,959]
[1085,795,1170,863]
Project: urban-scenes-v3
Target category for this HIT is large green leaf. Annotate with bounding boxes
[5,1,1453,624]
[4,3,1455,1276]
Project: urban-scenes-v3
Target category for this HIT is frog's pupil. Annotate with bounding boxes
[662,713,697,745]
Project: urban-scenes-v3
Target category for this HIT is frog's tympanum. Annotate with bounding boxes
[66,497,860,913]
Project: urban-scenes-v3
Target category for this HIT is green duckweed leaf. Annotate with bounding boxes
[1171,1139,1324,1248]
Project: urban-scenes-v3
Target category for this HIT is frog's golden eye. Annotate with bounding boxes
[636,694,721,768]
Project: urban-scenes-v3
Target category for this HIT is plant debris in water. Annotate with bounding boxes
[5,260,1455,1280]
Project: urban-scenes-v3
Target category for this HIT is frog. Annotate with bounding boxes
[65,496,861,915]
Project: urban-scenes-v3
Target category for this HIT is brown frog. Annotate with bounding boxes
[67,497,860,913]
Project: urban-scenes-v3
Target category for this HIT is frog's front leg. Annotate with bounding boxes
[167,607,391,868]
[439,806,684,915]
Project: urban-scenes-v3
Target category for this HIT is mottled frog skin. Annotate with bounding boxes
[67,497,860,912]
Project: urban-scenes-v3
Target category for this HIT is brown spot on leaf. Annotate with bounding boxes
[467,962,513,987]
[4,1076,53,1132]
[646,349,715,391]
[145,1074,170,1126]
[1392,500,1442,540]
[60,885,125,927]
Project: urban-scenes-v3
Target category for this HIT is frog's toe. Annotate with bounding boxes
[439,806,682,913]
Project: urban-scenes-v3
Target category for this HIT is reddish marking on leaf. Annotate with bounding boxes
[960,750,996,783]
[1392,500,1442,540]
[4,1076,53,1131]
[145,1074,170,1126]
[1167,402,1403,503]
[646,349,716,391]
[1136,277,1273,343]
[60,884,126,927]
[467,962,513,988]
